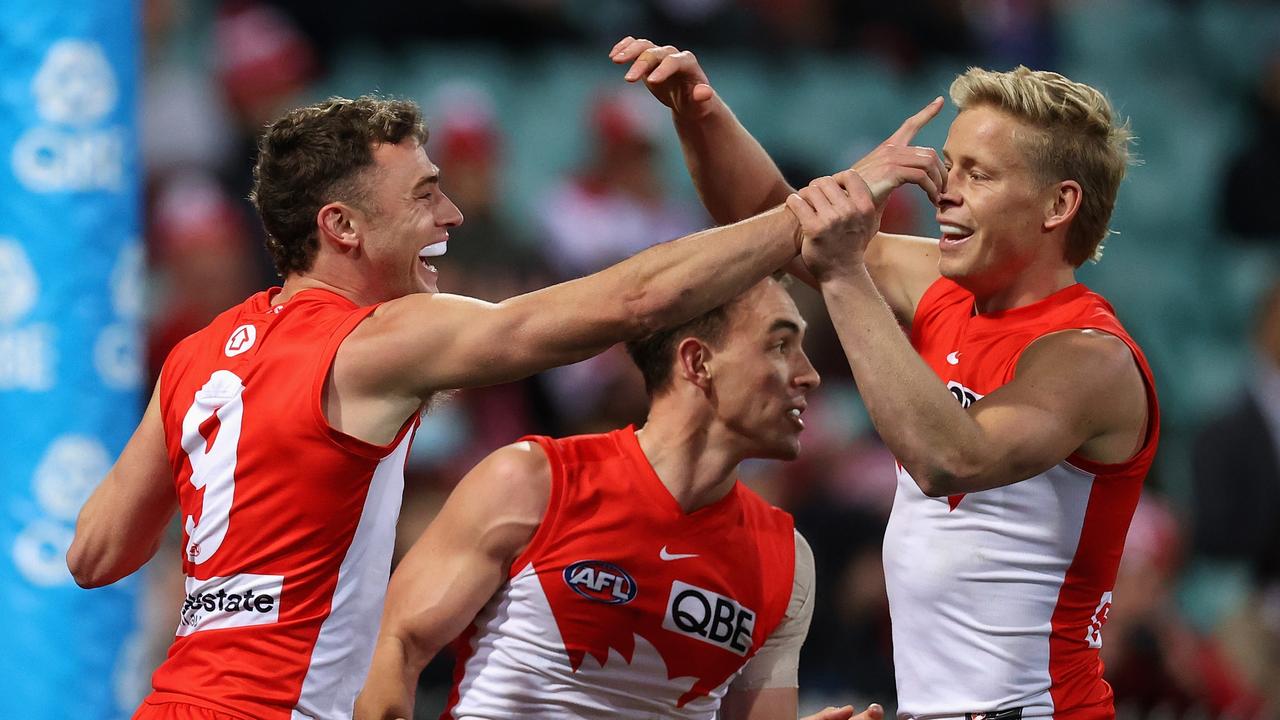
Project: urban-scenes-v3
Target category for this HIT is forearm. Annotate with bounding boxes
[355,635,423,720]
[522,204,800,343]
[819,268,985,495]
[68,473,174,587]
[673,99,794,223]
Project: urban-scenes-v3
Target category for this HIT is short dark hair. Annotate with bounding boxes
[625,273,789,396]
[249,95,428,277]
[625,304,733,396]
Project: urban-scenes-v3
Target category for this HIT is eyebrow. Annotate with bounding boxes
[769,319,803,335]
[412,171,441,193]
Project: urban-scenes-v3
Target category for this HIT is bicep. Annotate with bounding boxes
[961,331,1146,492]
[345,287,632,398]
[864,233,939,325]
[381,443,550,657]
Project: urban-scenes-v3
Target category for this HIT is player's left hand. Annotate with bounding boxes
[609,36,717,120]
[787,170,879,282]
[801,702,884,720]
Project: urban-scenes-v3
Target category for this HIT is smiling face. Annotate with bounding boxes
[706,280,820,461]
[936,106,1063,298]
[355,139,463,298]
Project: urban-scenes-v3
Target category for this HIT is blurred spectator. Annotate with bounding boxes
[1191,278,1280,568]
[1221,49,1280,241]
[539,88,702,278]
[1216,526,1280,719]
[215,0,319,128]
[423,82,547,294]
[145,171,263,383]
[1103,493,1263,718]
[536,89,702,428]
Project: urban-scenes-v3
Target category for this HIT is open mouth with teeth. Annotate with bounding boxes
[939,224,974,247]
[418,241,447,273]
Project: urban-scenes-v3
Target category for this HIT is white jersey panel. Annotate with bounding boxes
[291,431,411,720]
[883,461,1096,719]
[451,563,729,720]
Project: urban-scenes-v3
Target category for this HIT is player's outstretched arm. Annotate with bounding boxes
[611,36,792,224]
[354,442,550,720]
[338,204,802,406]
[67,380,176,588]
[613,36,944,322]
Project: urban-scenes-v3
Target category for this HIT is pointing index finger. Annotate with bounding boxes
[888,96,944,146]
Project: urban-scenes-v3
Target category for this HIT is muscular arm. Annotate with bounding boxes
[676,97,938,318]
[818,268,1148,496]
[611,38,941,320]
[338,206,800,413]
[354,442,550,720]
[67,380,177,588]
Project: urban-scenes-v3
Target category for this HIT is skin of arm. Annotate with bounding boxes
[67,380,177,588]
[609,37,943,322]
[791,177,1149,497]
[331,205,802,444]
[354,442,550,720]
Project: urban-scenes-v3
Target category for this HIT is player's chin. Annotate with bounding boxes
[759,436,802,461]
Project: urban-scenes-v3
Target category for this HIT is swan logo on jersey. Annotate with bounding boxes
[947,380,984,409]
[1085,591,1113,649]
[224,324,256,357]
[564,560,637,605]
[176,572,283,636]
[662,580,755,656]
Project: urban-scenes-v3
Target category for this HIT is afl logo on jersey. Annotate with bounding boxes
[224,324,256,357]
[563,560,637,605]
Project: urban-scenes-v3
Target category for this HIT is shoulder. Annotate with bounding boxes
[1014,328,1147,431]
[445,442,553,552]
[470,441,553,493]
[1018,328,1139,385]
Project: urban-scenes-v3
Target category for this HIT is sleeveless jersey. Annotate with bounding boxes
[146,288,417,720]
[445,427,796,719]
[883,279,1160,720]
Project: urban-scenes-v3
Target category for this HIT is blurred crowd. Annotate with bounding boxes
[134,0,1280,717]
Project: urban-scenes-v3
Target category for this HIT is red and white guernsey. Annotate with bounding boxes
[883,280,1159,720]
[445,427,796,719]
[144,288,417,719]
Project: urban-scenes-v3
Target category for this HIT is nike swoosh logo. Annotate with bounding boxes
[946,351,961,365]
[659,546,698,561]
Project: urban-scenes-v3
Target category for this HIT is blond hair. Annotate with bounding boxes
[950,66,1133,266]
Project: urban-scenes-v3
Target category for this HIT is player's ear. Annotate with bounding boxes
[316,201,363,254]
[1044,179,1081,233]
[675,337,714,392]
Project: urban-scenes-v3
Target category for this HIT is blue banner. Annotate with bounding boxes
[0,1,143,717]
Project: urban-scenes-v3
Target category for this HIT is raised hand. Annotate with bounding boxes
[786,171,880,282]
[853,98,948,207]
[609,37,716,119]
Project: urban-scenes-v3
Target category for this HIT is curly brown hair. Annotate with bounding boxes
[249,96,428,277]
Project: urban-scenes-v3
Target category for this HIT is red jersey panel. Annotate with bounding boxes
[883,279,1160,719]
[445,427,796,719]
[146,288,416,720]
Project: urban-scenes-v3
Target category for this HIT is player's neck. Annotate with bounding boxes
[276,273,368,307]
[970,262,1077,314]
[634,408,740,514]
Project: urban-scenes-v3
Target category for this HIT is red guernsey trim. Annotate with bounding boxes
[1047,469,1143,719]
